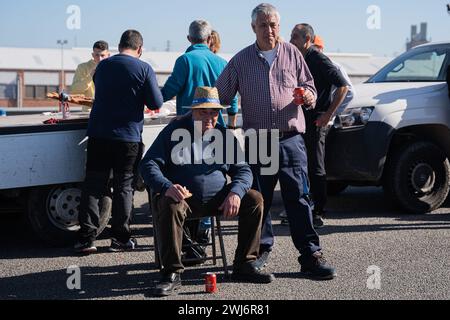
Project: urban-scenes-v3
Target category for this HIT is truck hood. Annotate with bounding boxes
[348,82,447,109]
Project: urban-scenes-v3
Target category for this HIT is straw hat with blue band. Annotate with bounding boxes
[183,86,231,110]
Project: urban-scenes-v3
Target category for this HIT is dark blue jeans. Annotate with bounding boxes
[250,133,321,257]
[78,138,141,244]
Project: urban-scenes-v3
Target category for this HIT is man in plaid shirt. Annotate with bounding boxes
[216,3,336,280]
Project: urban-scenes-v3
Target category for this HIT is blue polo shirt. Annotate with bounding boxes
[87,54,163,142]
[161,44,238,127]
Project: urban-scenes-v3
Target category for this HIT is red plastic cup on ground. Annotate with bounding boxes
[294,87,305,105]
[205,272,217,293]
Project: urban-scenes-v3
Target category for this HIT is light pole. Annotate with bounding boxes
[57,39,68,92]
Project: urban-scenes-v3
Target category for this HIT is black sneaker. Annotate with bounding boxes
[197,228,211,245]
[279,211,289,225]
[299,251,337,280]
[232,263,275,284]
[253,251,270,270]
[74,241,97,255]
[181,246,207,267]
[313,215,325,228]
[151,272,182,297]
[109,238,137,252]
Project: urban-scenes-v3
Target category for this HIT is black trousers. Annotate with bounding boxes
[304,112,329,214]
[78,138,141,244]
[250,133,321,256]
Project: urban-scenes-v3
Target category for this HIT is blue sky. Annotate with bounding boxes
[0,0,448,56]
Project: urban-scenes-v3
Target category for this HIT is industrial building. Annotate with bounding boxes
[0,47,393,110]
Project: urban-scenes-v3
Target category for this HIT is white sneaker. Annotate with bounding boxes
[74,242,97,254]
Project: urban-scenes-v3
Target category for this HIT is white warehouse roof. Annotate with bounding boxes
[0,47,233,74]
[0,47,393,77]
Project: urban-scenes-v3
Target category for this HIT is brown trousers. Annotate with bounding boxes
[154,186,263,274]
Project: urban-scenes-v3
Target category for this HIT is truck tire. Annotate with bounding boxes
[384,141,450,214]
[327,181,348,196]
[27,184,112,246]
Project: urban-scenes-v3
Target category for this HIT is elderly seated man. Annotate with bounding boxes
[140,87,275,297]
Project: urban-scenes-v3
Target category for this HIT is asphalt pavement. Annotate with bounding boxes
[0,186,449,301]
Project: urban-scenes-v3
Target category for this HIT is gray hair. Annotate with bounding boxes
[251,3,281,25]
[189,20,212,43]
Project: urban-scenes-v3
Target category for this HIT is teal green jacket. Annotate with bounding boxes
[161,44,238,127]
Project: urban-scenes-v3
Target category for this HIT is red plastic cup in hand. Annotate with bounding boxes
[294,87,305,105]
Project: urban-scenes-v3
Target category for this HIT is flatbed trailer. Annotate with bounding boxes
[0,113,169,245]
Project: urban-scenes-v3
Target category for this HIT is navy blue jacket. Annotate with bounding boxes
[139,115,252,202]
[88,54,163,142]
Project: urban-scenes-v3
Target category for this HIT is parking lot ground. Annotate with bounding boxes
[0,187,449,301]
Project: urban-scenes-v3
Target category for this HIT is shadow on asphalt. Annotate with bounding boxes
[0,203,154,260]
[0,263,154,300]
[0,262,229,300]
[315,221,450,236]
[266,187,450,236]
[1,187,449,259]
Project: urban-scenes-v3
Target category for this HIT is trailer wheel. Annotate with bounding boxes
[384,141,450,214]
[27,184,112,246]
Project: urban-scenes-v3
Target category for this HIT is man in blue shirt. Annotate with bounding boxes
[161,20,238,128]
[140,87,274,297]
[75,30,163,254]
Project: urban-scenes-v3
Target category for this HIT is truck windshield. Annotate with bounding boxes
[367,45,449,83]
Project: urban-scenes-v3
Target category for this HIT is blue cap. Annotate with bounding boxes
[0,109,6,116]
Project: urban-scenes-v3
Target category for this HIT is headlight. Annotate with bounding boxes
[334,107,374,129]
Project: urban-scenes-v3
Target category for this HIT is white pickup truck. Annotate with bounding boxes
[326,42,450,213]
[0,113,168,245]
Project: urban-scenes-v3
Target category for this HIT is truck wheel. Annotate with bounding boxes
[27,184,112,246]
[327,181,348,196]
[384,141,450,214]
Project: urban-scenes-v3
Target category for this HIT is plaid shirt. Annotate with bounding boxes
[216,42,316,132]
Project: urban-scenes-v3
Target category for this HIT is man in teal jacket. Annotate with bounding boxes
[161,20,238,128]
